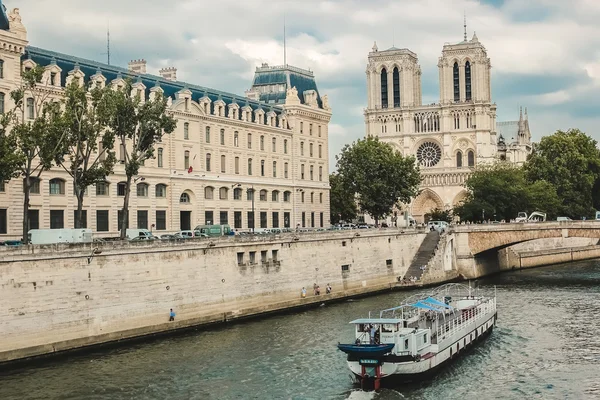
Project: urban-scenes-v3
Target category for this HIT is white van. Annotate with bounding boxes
[29,229,93,245]
[427,221,449,232]
[126,229,155,240]
[556,217,572,222]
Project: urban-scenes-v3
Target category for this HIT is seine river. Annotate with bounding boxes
[1,261,600,400]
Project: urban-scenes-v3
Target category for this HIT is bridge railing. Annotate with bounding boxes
[452,221,600,233]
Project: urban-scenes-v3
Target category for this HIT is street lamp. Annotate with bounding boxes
[296,188,304,230]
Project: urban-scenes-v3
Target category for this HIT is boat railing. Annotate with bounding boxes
[437,298,496,341]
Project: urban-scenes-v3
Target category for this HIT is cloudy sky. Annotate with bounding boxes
[15,0,600,170]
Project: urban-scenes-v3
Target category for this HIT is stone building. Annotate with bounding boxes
[364,30,531,223]
[0,5,332,239]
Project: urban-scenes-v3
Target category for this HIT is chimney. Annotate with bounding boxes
[128,59,147,74]
[159,67,177,82]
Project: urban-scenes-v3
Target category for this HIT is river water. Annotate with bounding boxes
[1,261,600,400]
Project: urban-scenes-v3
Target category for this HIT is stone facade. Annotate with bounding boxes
[0,7,331,239]
[363,32,532,223]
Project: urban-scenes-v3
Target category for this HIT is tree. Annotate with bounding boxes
[454,163,560,222]
[425,208,452,223]
[0,109,20,183]
[335,136,421,223]
[524,129,600,219]
[103,82,176,239]
[329,172,357,224]
[7,65,68,241]
[53,83,116,228]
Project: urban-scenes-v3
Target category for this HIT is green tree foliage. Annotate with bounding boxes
[329,172,357,224]
[524,129,600,219]
[102,82,177,239]
[454,163,560,222]
[53,83,117,228]
[0,108,20,183]
[425,208,453,223]
[7,65,68,241]
[335,136,421,223]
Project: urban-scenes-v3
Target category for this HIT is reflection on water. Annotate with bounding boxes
[1,261,600,400]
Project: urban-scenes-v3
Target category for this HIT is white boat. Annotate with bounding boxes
[337,283,497,389]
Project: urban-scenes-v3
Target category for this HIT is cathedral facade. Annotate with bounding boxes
[364,32,532,223]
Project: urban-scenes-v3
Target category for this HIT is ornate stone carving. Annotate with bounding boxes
[322,94,331,111]
[285,86,300,105]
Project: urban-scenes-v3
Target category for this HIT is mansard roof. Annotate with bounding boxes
[496,121,519,143]
[0,1,9,31]
[23,46,284,116]
[250,63,323,108]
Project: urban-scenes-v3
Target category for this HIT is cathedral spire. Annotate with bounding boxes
[464,11,467,42]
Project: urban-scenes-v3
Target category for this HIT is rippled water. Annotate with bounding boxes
[1,261,600,400]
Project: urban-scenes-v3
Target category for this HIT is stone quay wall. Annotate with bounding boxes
[0,230,425,363]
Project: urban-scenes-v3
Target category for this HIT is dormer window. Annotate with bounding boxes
[50,72,57,86]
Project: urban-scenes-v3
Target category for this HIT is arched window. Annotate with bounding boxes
[453,62,460,102]
[300,142,304,156]
[465,61,472,101]
[393,67,400,107]
[310,165,314,180]
[260,135,265,151]
[248,158,253,175]
[206,153,211,171]
[157,148,163,168]
[283,191,291,202]
[96,181,109,196]
[273,161,277,178]
[272,190,280,202]
[318,144,322,158]
[380,68,388,108]
[456,151,463,168]
[234,131,239,147]
[221,155,226,173]
[284,162,289,179]
[260,159,265,176]
[117,182,126,196]
[205,126,210,143]
[220,129,225,145]
[180,192,190,203]
[272,137,276,152]
[219,187,228,200]
[155,184,167,198]
[184,151,190,169]
[309,143,313,157]
[284,139,288,154]
[136,183,149,197]
[26,97,34,119]
[467,150,475,167]
[0,92,5,114]
[233,187,242,200]
[247,133,252,149]
[49,178,65,195]
[319,166,323,181]
[259,189,268,201]
[204,186,214,200]
[184,122,189,140]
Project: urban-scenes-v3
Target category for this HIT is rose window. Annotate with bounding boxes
[416,142,442,168]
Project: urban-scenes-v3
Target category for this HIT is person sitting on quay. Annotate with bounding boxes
[326,283,332,294]
[315,285,321,295]
[301,287,307,298]
[169,309,176,322]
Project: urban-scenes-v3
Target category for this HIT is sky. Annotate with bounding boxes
[13,0,600,171]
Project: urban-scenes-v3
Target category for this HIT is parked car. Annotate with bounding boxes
[556,217,572,222]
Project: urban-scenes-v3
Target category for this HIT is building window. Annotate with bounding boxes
[221,155,226,173]
[319,166,323,181]
[300,142,304,156]
[260,212,267,228]
[309,123,313,135]
[284,212,290,228]
[311,192,314,203]
[381,68,388,108]
[180,192,190,203]
[0,59,3,79]
[136,183,149,197]
[311,212,315,228]
[318,144,322,158]
[261,160,265,177]
[320,212,324,228]
[205,211,214,225]
[205,126,210,143]
[184,122,189,140]
[234,211,242,229]
[235,157,240,174]
[118,210,129,230]
[272,212,279,228]
[318,125,321,137]
[156,210,166,230]
[320,193,323,203]
[155,184,167,198]
[284,162,289,179]
[220,211,228,225]
[465,61,472,101]
[248,158,253,175]
[234,131,239,147]
[247,211,254,229]
[26,98,34,119]
[393,67,400,107]
[206,153,211,171]
[247,133,252,149]
[259,189,268,201]
[96,210,109,232]
[157,148,163,167]
[260,135,265,151]
[284,139,288,154]
[0,92,4,114]
[301,164,305,179]
[247,188,254,201]
[220,128,225,145]
[272,190,279,202]
[119,143,126,162]
[219,187,228,200]
[309,143,313,157]
[301,192,305,203]
[117,182,126,196]
[467,150,475,167]
[300,121,303,134]
[137,210,148,229]
[184,151,190,169]
[73,210,87,228]
[49,178,65,195]
[283,191,291,202]
[50,210,64,229]
[456,151,463,168]
[234,187,242,200]
[453,62,460,102]
[302,212,306,227]
[205,186,214,200]
[273,161,277,178]
[272,137,276,152]
[310,165,314,180]
[0,180,4,192]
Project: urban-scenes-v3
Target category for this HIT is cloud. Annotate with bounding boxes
[12,0,600,172]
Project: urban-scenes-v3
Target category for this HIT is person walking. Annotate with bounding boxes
[169,309,176,321]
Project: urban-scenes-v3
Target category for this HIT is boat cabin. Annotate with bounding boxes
[349,318,432,357]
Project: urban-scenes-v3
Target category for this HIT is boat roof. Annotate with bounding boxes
[349,318,404,324]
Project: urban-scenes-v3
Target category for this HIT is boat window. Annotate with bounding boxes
[404,339,409,349]
[382,324,394,333]
[424,334,428,343]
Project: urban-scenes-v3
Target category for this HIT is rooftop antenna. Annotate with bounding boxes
[283,13,287,66]
[463,11,467,41]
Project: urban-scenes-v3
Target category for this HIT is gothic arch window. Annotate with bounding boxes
[416,142,442,168]
[467,150,475,167]
[380,68,388,108]
[465,61,472,101]
[393,67,400,107]
[453,62,460,102]
[204,186,214,200]
[456,151,463,168]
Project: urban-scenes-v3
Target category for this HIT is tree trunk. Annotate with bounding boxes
[75,190,85,229]
[22,173,30,244]
[119,175,133,240]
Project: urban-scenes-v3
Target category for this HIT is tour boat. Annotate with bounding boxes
[337,283,497,389]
